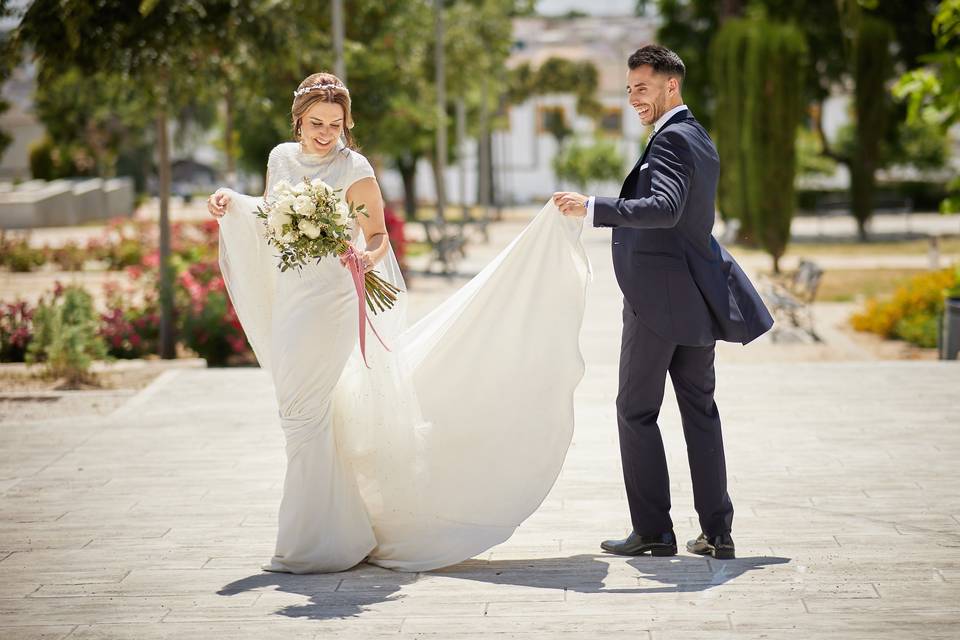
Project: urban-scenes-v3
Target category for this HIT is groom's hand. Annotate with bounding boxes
[553,192,588,218]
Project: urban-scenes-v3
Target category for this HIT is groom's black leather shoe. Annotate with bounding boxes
[600,531,677,556]
[686,532,736,560]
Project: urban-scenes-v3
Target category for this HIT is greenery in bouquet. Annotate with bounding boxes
[257,177,400,314]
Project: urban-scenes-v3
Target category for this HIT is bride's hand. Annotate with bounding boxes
[207,190,231,218]
[340,249,376,274]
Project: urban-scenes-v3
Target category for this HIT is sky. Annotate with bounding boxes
[536,0,640,16]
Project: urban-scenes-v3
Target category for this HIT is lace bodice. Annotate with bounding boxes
[266,141,375,200]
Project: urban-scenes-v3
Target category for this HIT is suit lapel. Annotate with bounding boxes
[620,109,693,196]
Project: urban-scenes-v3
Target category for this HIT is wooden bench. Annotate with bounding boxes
[413,216,493,275]
[762,259,825,342]
[414,219,469,275]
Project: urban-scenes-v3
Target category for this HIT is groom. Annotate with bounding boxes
[554,45,773,560]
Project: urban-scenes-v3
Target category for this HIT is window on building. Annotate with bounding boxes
[600,107,622,134]
[537,106,568,137]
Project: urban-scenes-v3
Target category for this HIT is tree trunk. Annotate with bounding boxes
[720,0,743,21]
[224,84,236,189]
[397,154,418,219]
[433,0,447,223]
[429,154,446,223]
[156,109,175,359]
[477,75,492,230]
[456,97,468,219]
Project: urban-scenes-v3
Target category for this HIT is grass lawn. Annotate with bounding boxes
[812,268,927,303]
[740,235,960,257]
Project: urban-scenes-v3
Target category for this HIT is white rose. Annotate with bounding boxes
[313,179,333,192]
[268,210,291,235]
[292,181,309,195]
[279,195,298,212]
[293,195,314,216]
[273,179,293,196]
[299,219,322,239]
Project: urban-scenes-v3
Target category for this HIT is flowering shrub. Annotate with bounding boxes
[85,218,152,269]
[850,267,959,348]
[0,232,47,272]
[1,218,221,274]
[0,299,34,362]
[176,259,250,366]
[1,218,251,366]
[50,240,87,271]
[99,269,160,359]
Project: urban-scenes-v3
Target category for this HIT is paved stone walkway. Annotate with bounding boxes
[2,216,959,639]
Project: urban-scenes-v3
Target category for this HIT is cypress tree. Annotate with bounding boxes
[710,19,755,244]
[850,16,893,241]
[742,18,808,273]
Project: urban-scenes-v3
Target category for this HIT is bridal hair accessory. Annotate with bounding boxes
[293,82,349,98]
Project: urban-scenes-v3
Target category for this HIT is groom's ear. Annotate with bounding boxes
[667,76,681,95]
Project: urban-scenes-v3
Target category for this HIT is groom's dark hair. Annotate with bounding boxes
[628,45,685,85]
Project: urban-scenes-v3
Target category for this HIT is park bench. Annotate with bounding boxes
[762,259,825,342]
[810,193,913,216]
[415,219,469,275]
[716,218,740,245]
[413,215,493,276]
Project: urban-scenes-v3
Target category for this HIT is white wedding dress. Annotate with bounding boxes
[217,141,590,573]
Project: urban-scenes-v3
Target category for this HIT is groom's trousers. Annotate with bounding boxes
[616,301,734,537]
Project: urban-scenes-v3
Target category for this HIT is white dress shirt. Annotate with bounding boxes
[584,104,689,227]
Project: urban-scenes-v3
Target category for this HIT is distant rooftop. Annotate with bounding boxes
[510,15,660,95]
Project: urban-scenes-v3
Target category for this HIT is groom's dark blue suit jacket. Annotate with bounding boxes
[594,109,773,346]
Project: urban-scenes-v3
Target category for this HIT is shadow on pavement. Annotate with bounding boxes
[429,553,791,594]
[218,553,791,619]
[218,565,414,619]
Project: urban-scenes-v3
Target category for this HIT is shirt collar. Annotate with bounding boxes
[654,104,689,133]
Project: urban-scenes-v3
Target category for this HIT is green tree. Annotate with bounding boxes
[0,1,20,157]
[227,1,517,219]
[894,0,960,213]
[710,18,754,241]
[17,0,243,359]
[741,18,807,272]
[31,68,153,178]
[649,0,940,239]
[552,139,624,192]
[848,16,893,241]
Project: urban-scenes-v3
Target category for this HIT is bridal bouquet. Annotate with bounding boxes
[256,178,401,314]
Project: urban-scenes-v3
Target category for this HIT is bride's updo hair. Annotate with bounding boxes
[291,72,356,149]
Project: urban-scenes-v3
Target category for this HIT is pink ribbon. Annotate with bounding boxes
[343,245,390,368]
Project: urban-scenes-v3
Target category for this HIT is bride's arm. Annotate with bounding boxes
[208,168,271,218]
[347,177,390,271]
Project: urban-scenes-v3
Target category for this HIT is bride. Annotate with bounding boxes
[207,72,590,573]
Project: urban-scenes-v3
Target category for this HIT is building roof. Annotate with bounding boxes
[510,16,660,95]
